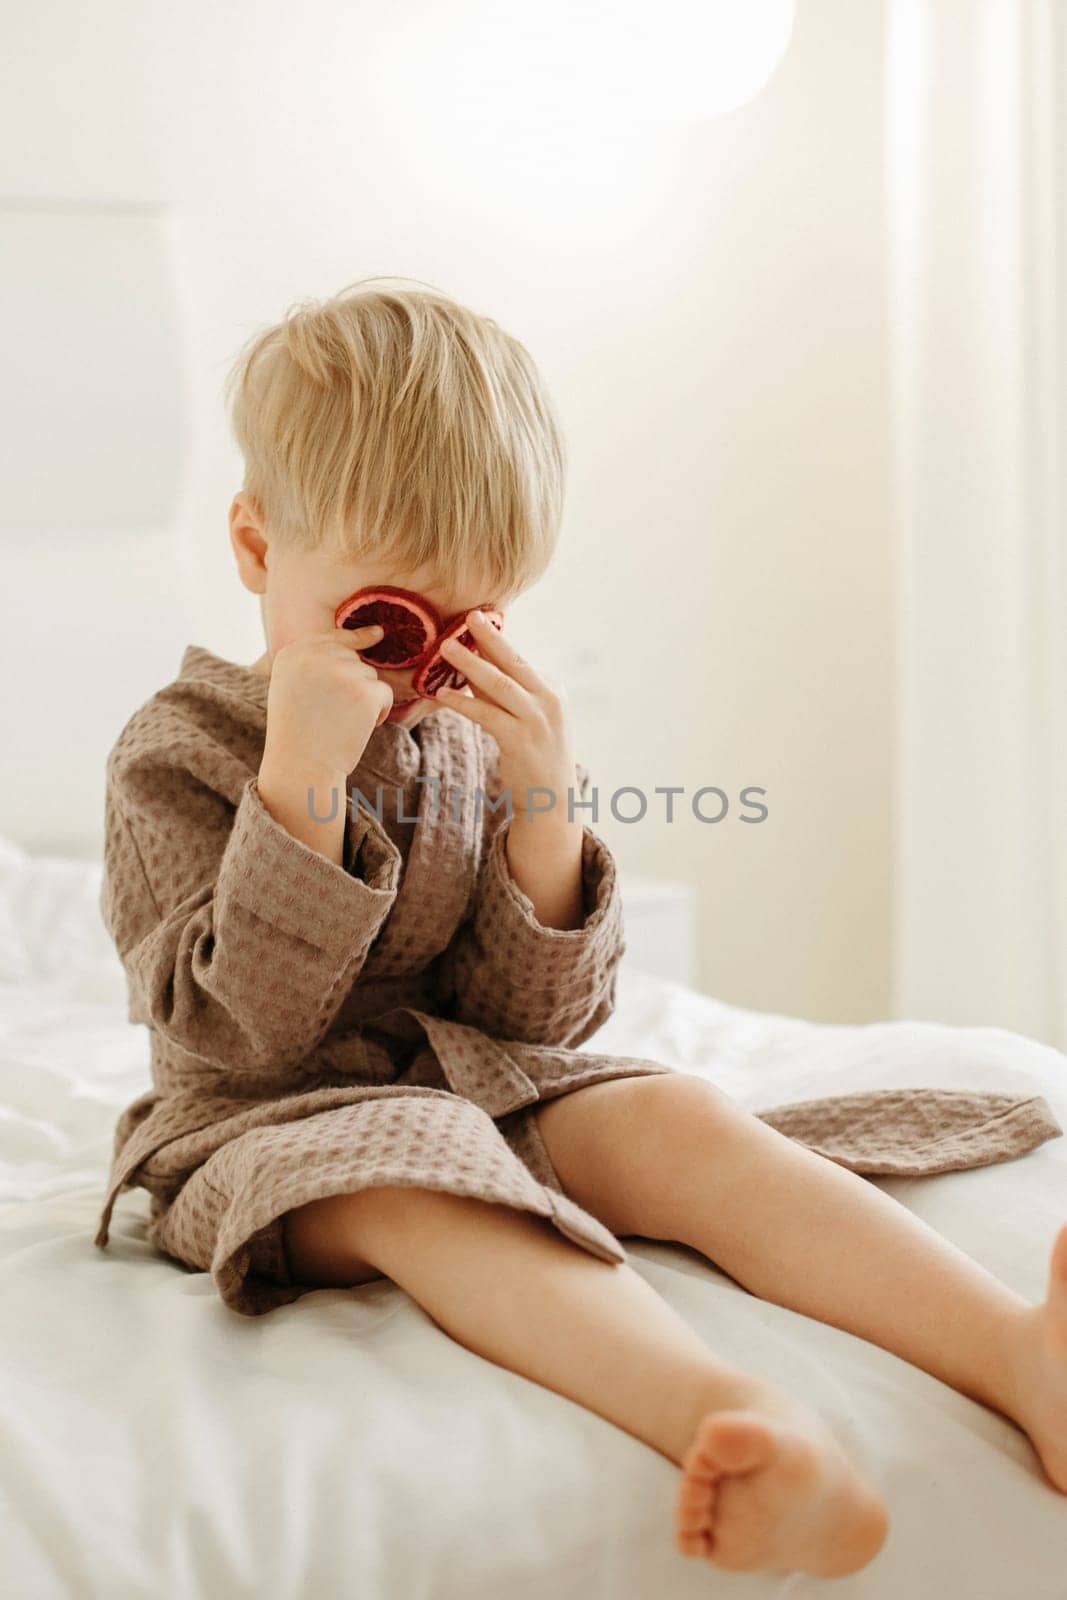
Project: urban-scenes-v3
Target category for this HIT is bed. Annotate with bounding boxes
[2,831,1066,1599]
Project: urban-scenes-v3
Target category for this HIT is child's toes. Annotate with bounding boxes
[692,1411,780,1476]
[676,1446,719,1557]
[674,1402,887,1578]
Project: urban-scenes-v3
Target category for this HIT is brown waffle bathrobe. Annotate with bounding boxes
[93,645,1063,1316]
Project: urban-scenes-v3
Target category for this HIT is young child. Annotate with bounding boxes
[95,277,1067,1579]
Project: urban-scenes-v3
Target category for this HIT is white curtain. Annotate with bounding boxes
[886,0,1067,1049]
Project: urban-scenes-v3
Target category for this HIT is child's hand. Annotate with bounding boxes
[263,624,394,783]
[434,611,580,822]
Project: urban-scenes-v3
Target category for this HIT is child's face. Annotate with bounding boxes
[257,540,513,729]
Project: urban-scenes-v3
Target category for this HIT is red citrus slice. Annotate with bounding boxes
[334,586,443,669]
[413,606,504,697]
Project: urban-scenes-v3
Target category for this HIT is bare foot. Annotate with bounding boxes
[675,1384,889,1577]
[1004,1222,1067,1493]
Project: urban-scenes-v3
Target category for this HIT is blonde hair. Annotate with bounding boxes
[225,275,567,597]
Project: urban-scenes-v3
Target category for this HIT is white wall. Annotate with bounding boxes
[0,0,893,1025]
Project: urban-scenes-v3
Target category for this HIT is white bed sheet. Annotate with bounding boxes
[2,837,1066,1598]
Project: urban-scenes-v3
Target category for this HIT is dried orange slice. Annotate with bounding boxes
[413,607,504,697]
[334,586,443,669]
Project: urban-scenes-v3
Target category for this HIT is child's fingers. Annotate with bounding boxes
[440,635,526,715]
[465,610,542,695]
[333,623,386,644]
[434,683,508,736]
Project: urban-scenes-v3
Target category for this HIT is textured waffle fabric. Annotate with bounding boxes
[93,645,1063,1316]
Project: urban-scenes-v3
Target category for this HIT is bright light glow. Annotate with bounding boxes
[615,0,798,123]
[373,1,795,128]
[367,2,796,242]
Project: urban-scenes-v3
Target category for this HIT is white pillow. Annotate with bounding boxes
[0,838,120,990]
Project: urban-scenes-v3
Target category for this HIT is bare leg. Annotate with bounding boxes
[533,1074,1067,1491]
[283,1184,890,1577]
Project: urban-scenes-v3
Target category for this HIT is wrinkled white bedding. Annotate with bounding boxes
[1,835,1065,1598]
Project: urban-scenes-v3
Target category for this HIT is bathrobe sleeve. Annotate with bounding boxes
[436,760,628,1048]
[101,756,401,1078]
